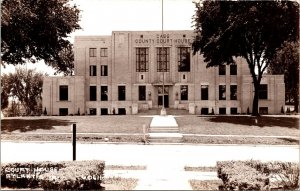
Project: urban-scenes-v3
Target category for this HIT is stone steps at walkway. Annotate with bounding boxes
[149,127,179,133]
[148,116,183,143]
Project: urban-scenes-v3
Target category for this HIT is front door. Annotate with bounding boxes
[158,86,169,108]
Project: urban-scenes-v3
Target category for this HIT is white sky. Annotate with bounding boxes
[1,0,195,76]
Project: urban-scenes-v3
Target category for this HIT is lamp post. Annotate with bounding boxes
[160,0,166,116]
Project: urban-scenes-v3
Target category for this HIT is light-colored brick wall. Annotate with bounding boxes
[42,30,285,115]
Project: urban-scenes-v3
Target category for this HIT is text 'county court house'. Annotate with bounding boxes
[42,31,285,115]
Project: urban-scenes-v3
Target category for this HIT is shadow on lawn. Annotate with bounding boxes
[278,138,299,144]
[204,116,299,128]
[1,119,72,133]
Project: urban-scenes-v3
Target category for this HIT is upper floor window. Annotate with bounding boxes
[178,47,190,72]
[100,48,108,57]
[230,64,237,75]
[89,65,97,76]
[181,85,188,101]
[219,65,226,75]
[59,85,68,101]
[101,86,108,101]
[157,47,170,72]
[201,85,209,100]
[90,86,97,101]
[136,48,149,72]
[101,65,108,76]
[230,85,237,100]
[259,84,268,99]
[219,85,226,100]
[89,48,96,57]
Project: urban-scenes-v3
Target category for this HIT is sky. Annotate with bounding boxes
[1,0,195,76]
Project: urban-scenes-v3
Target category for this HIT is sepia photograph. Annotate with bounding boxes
[1,0,299,190]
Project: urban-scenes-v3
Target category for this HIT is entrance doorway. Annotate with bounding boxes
[158,95,169,108]
[158,86,169,108]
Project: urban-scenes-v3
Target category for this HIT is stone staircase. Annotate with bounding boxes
[148,115,183,143]
[139,108,190,116]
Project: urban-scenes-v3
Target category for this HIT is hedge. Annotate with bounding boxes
[1,160,105,190]
[217,160,299,191]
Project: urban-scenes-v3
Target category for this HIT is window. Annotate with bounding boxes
[201,85,209,100]
[101,86,108,101]
[89,48,96,57]
[90,86,97,101]
[101,108,108,115]
[118,108,126,115]
[89,65,97,76]
[230,85,237,100]
[219,85,226,100]
[259,107,268,114]
[180,85,188,101]
[101,65,108,76]
[201,108,209,115]
[118,86,126,101]
[89,108,97,115]
[59,86,68,101]
[231,108,238,114]
[139,86,146,101]
[230,64,237,75]
[100,48,108,57]
[157,47,170,72]
[59,108,68,116]
[219,65,226,75]
[259,84,268,99]
[219,108,226,114]
[178,47,190,72]
[136,48,149,72]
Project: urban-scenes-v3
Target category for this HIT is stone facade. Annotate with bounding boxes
[42,30,285,115]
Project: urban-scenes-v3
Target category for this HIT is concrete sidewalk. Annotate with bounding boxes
[1,142,299,190]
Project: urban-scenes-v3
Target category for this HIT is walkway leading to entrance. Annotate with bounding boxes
[148,115,183,143]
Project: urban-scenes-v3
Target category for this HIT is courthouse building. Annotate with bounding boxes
[42,30,285,115]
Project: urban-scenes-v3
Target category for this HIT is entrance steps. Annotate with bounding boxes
[138,108,190,116]
[148,116,182,143]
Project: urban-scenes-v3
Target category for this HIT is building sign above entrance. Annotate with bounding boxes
[134,33,193,45]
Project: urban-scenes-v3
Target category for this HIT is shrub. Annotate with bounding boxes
[217,160,299,190]
[1,160,105,190]
[217,161,269,190]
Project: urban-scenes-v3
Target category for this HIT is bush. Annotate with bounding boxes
[1,160,105,190]
[217,160,299,190]
[217,161,269,190]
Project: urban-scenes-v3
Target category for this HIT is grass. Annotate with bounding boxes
[186,165,221,190]
[189,179,222,190]
[1,134,146,143]
[1,116,152,134]
[177,116,299,136]
[1,119,72,133]
[106,165,146,170]
[2,115,298,145]
[183,136,299,145]
[184,166,217,172]
[103,177,138,190]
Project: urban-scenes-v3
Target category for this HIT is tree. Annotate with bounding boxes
[268,41,299,113]
[7,68,44,115]
[192,1,299,116]
[1,74,11,110]
[1,0,80,74]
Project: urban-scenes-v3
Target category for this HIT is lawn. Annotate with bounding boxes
[177,116,299,136]
[1,116,152,134]
[2,115,299,144]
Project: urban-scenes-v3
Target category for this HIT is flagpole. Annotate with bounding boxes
[160,0,166,116]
